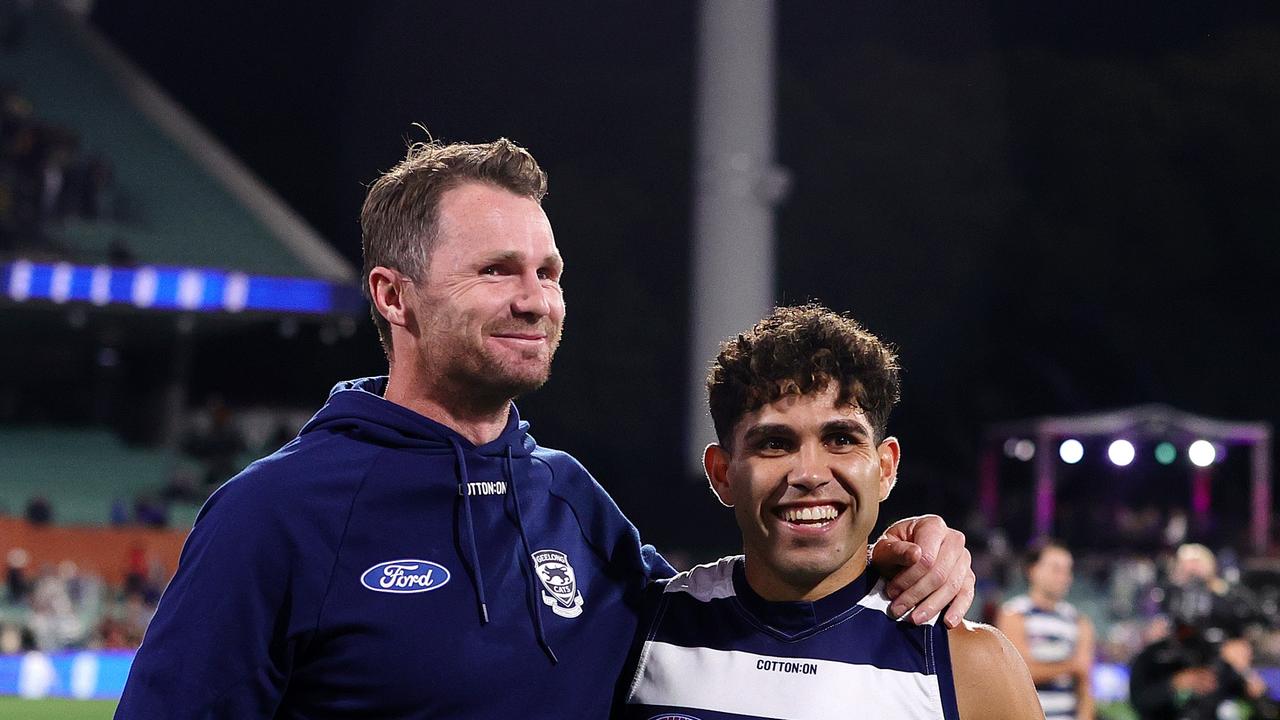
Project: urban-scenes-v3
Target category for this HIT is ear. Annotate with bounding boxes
[703,443,735,508]
[877,436,901,501]
[368,266,410,329]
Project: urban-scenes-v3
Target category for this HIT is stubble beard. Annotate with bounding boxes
[437,320,563,410]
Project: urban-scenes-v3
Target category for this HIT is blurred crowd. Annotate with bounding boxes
[0,82,118,261]
[1,546,164,653]
[16,399,305,529]
[973,527,1280,668]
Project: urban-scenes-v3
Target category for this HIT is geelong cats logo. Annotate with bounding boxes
[360,559,450,594]
[531,549,584,618]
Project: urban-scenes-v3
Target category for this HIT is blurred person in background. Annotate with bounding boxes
[115,138,977,719]
[1129,544,1273,720]
[1169,544,1223,593]
[5,547,29,602]
[619,305,1041,720]
[27,562,84,650]
[181,396,247,489]
[997,540,1095,720]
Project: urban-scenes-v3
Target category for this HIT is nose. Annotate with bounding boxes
[787,443,832,492]
[511,271,552,318]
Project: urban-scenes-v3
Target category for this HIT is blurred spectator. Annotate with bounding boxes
[160,463,206,504]
[110,496,130,526]
[27,563,84,650]
[5,546,29,602]
[119,589,154,646]
[24,495,51,524]
[0,621,26,653]
[107,235,136,266]
[0,82,116,260]
[123,545,147,598]
[133,493,167,528]
[1164,510,1189,548]
[96,614,131,650]
[182,397,247,488]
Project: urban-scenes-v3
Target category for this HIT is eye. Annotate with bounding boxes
[537,268,557,281]
[757,436,793,455]
[480,266,502,276]
[825,433,861,451]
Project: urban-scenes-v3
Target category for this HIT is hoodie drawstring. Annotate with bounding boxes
[506,446,558,665]
[451,439,489,624]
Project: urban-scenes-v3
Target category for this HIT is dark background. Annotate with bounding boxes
[88,1,1280,556]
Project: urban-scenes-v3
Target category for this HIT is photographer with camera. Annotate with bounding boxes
[1129,544,1272,720]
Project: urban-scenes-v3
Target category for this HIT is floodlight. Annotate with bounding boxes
[1059,439,1084,464]
[1108,439,1136,466]
[1188,440,1216,468]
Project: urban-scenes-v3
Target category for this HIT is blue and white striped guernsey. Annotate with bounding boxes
[620,556,961,720]
[1001,594,1080,720]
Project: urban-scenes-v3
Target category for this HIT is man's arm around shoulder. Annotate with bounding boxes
[950,621,1045,720]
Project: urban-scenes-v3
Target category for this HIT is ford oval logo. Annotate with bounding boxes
[360,559,450,594]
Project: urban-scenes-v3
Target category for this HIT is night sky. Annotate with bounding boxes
[86,2,1280,554]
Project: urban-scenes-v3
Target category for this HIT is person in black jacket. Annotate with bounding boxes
[1129,544,1271,720]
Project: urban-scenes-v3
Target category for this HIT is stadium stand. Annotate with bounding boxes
[0,428,175,525]
[0,1,349,277]
[0,3,359,686]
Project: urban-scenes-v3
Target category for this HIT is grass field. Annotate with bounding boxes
[0,697,118,719]
[0,696,1140,719]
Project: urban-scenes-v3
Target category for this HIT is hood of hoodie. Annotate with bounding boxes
[297,376,560,661]
[299,376,536,458]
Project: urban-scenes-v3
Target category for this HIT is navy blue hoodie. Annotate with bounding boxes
[116,377,673,719]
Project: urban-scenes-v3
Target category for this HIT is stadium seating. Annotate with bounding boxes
[0,427,176,525]
[2,2,311,274]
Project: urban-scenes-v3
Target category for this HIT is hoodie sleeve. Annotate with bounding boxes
[115,464,330,719]
[543,451,676,590]
[641,544,676,583]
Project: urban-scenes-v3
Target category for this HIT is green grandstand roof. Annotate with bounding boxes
[4,4,354,281]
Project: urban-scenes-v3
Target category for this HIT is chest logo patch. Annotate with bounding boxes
[531,549,584,618]
[360,559,450,594]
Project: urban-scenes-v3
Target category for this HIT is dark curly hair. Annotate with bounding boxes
[707,304,901,449]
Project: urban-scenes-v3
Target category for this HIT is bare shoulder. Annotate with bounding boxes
[948,622,1044,720]
[949,620,1017,662]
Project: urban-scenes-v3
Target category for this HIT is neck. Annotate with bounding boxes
[744,549,868,603]
[1028,588,1059,610]
[384,367,512,446]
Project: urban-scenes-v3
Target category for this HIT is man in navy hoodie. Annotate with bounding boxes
[115,138,976,719]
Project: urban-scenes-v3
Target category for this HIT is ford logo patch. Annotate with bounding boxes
[360,559,450,594]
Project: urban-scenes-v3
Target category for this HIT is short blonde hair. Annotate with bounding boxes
[360,138,548,357]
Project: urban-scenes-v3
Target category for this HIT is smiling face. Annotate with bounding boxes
[405,182,565,404]
[705,385,901,601]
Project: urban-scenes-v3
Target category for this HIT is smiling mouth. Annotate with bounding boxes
[775,503,844,528]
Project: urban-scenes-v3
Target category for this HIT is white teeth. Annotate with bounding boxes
[782,505,838,523]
